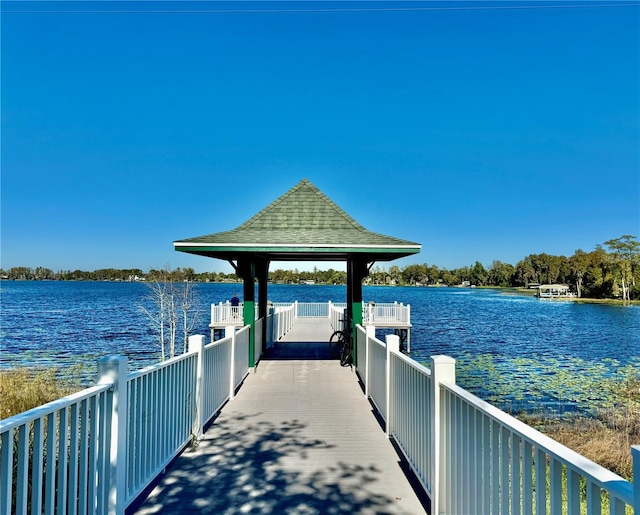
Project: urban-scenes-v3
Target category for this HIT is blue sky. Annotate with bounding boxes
[2,1,639,273]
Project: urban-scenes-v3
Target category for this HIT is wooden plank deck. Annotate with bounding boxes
[130,319,429,514]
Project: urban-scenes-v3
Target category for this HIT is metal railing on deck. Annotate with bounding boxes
[355,324,640,515]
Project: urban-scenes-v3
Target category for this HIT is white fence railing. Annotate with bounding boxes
[126,352,197,505]
[210,301,243,325]
[294,302,329,318]
[0,328,252,515]
[355,325,640,515]
[0,382,113,515]
[329,302,347,331]
[269,303,296,343]
[362,302,410,325]
[213,301,406,330]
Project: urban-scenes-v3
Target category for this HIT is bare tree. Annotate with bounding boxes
[140,267,201,360]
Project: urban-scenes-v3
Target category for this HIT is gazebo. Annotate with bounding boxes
[173,178,421,366]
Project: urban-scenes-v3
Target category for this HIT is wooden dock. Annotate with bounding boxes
[131,319,428,514]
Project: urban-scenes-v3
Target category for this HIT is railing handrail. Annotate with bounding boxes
[0,382,112,432]
[355,328,638,513]
[441,382,634,505]
[127,348,195,382]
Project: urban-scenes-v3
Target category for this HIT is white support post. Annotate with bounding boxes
[633,445,640,512]
[327,301,332,319]
[365,325,376,398]
[97,356,127,515]
[227,326,236,400]
[294,300,299,318]
[385,334,400,439]
[431,355,456,515]
[188,335,205,440]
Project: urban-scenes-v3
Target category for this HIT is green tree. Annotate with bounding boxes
[488,260,515,287]
[470,261,488,286]
[387,265,402,285]
[604,235,640,301]
[568,249,590,297]
[402,264,428,285]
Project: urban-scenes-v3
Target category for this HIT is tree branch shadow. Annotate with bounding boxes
[130,412,423,514]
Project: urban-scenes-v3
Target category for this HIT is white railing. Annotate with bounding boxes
[294,301,329,318]
[329,302,347,331]
[213,301,409,331]
[0,382,113,515]
[126,352,197,504]
[269,303,296,344]
[363,302,410,326]
[440,383,636,514]
[355,325,640,515]
[210,301,243,325]
[1,328,252,515]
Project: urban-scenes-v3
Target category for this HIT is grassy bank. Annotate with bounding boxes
[0,367,81,420]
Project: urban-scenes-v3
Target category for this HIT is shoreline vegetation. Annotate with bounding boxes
[2,234,638,302]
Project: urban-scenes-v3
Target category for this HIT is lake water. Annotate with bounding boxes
[1,281,638,412]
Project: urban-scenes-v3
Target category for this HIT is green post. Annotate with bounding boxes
[257,259,270,355]
[239,260,256,368]
[347,259,368,367]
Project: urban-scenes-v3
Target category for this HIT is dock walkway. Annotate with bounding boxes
[132,319,428,514]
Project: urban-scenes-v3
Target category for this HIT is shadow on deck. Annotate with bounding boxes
[129,318,429,514]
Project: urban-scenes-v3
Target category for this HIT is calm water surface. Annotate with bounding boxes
[1,281,638,409]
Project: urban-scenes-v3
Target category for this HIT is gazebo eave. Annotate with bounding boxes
[173,243,421,262]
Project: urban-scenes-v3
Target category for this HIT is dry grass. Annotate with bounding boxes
[520,404,640,481]
[0,367,80,420]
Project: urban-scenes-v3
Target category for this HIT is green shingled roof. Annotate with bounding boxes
[174,179,421,261]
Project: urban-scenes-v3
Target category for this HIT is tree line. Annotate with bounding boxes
[2,235,638,300]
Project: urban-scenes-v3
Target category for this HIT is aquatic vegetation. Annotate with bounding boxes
[455,352,640,416]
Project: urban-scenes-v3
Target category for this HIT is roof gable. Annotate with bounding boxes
[237,179,364,232]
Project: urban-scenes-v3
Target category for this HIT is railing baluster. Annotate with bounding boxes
[491,419,500,513]
[549,457,563,514]
[45,411,56,514]
[511,432,521,515]
[69,402,80,515]
[500,426,510,515]
[567,467,581,515]
[535,447,546,515]
[522,441,533,515]
[78,400,89,515]
[15,424,28,513]
[32,417,45,514]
